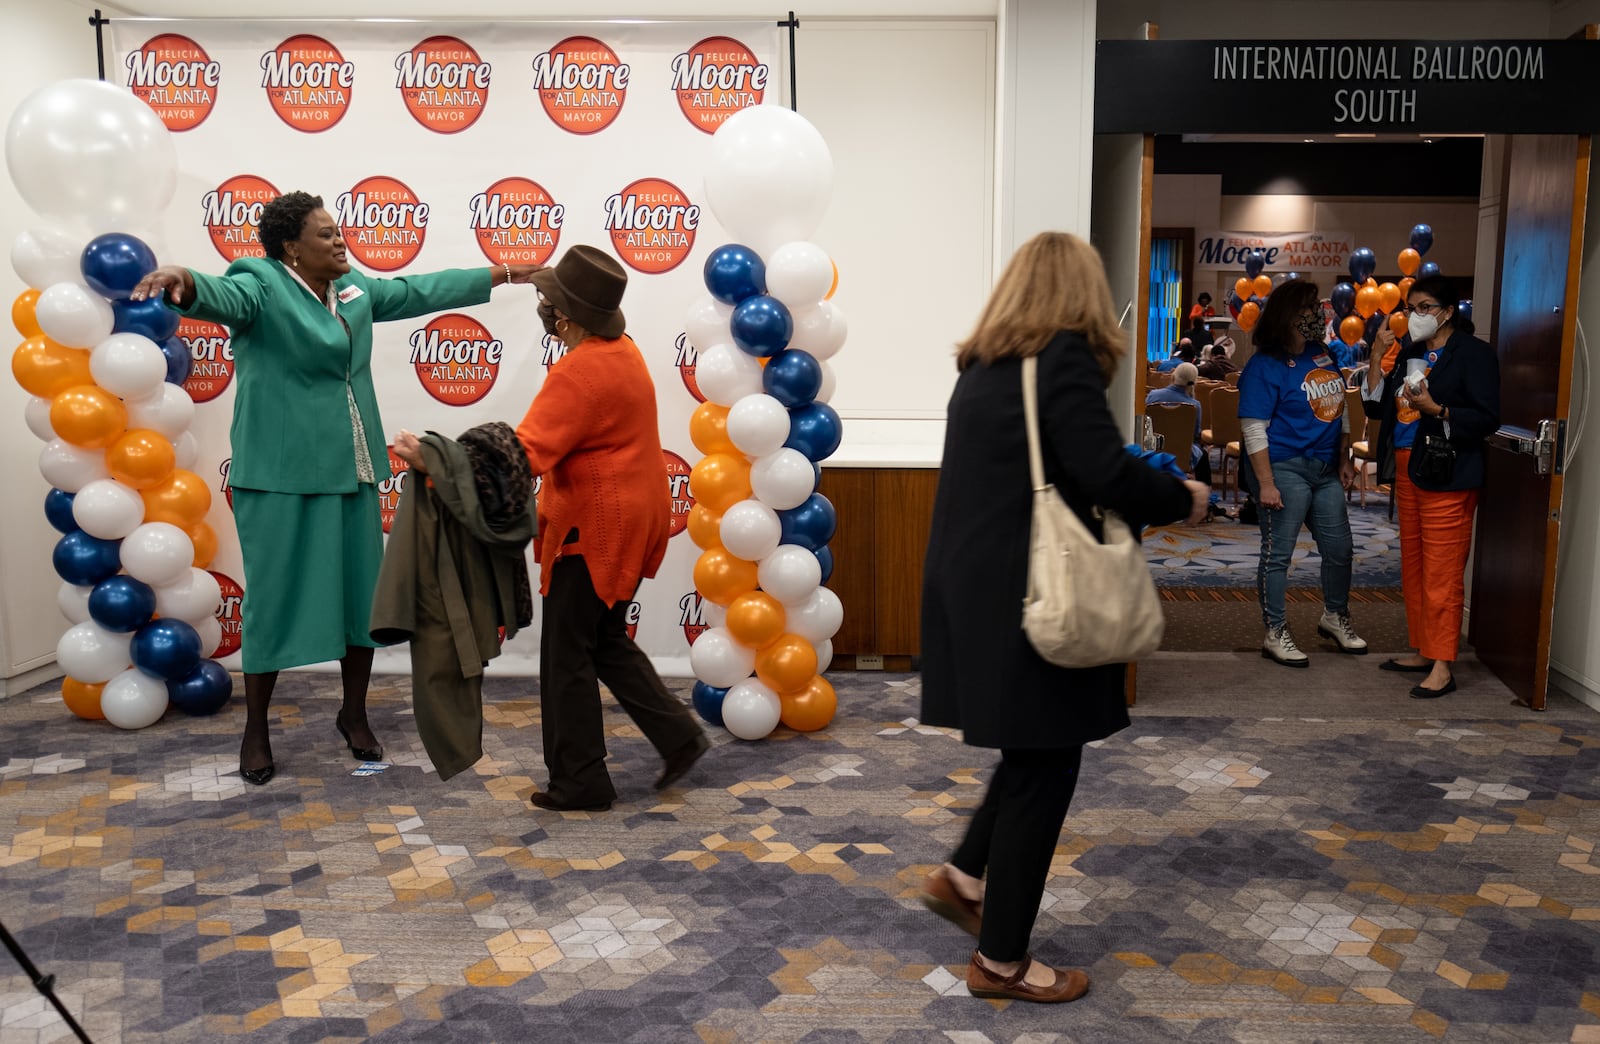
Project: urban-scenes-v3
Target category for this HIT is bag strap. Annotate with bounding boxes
[1021,355,1047,491]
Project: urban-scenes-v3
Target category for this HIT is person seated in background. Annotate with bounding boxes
[1155,338,1195,373]
[1197,339,1237,380]
[1144,362,1212,485]
[1327,330,1362,371]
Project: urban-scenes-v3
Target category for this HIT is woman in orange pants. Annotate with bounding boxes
[1363,274,1500,698]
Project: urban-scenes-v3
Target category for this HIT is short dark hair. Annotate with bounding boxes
[259,191,324,260]
[1197,292,1212,305]
[1252,280,1322,358]
[1407,273,1475,336]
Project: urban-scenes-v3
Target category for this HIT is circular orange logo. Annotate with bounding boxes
[202,175,279,262]
[397,35,491,133]
[674,331,704,402]
[210,571,244,658]
[1302,368,1347,423]
[379,447,411,533]
[533,36,630,134]
[125,34,221,131]
[672,37,768,134]
[409,313,502,406]
[261,35,355,132]
[471,178,563,266]
[606,178,700,275]
[178,318,234,403]
[665,450,694,538]
[338,176,429,271]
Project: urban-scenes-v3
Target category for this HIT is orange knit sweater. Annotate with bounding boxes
[515,334,671,606]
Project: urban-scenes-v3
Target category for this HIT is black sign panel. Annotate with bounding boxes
[1095,40,1600,134]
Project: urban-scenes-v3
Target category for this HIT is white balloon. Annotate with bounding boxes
[695,342,764,406]
[814,638,834,674]
[39,438,110,492]
[125,383,195,440]
[57,581,93,624]
[758,544,823,605]
[685,296,734,352]
[56,621,131,684]
[120,522,195,587]
[689,626,757,688]
[90,333,166,400]
[750,449,816,511]
[72,478,145,540]
[764,242,834,310]
[35,282,115,348]
[100,667,169,730]
[172,430,199,470]
[11,227,83,289]
[789,301,848,361]
[5,79,177,233]
[155,567,222,623]
[787,587,844,643]
[816,360,837,404]
[719,498,782,562]
[726,394,791,457]
[192,615,223,659]
[722,679,782,740]
[706,106,833,258]
[703,601,727,628]
[25,396,57,441]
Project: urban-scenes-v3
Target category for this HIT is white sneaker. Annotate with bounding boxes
[1262,626,1309,668]
[1317,611,1369,655]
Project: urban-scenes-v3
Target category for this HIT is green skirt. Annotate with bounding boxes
[231,486,384,673]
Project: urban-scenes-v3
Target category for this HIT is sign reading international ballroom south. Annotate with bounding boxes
[1094,39,1600,134]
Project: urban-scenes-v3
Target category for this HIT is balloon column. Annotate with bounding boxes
[1228,250,1271,332]
[684,105,844,741]
[7,80,233,727]
[1329,226,1436,354]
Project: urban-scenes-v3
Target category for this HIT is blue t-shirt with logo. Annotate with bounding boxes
[1238,342,1346,465]
[1393,341,1452,450]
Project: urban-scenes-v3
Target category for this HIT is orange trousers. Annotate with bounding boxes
[1393,449,1480,662]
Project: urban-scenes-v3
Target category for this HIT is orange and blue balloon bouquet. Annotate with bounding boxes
[1226,249,1273,332]
[1330,224,1436,369]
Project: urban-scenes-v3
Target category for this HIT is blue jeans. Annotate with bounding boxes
[1243,456,1353,630]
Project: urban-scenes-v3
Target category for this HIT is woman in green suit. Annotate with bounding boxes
[131,191,542,784]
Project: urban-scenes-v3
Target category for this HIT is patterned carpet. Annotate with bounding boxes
[1146,499,1399,589]
[4,669,1600,1043]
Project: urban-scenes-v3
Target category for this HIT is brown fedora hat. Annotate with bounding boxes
[531,245,627,339]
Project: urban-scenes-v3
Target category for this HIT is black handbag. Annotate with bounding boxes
[1414,434,1457,485]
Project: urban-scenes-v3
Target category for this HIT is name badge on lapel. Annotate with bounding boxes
[337,285,365,304]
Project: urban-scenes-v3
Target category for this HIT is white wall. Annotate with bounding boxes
[1099,0,1550,40]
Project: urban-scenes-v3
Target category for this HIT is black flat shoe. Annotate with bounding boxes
[530,792,612,813]
[335,714,384,762]
[655,732,711,791]
[239,763,275,786]
[1381,659,1433,674]
[1409,678,1457,699]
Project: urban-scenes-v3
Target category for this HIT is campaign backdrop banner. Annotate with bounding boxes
[108,18,781,676]
[1193,231,1355,274]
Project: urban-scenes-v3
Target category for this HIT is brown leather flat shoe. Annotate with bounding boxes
[966,952,1090,1003]
[920,868,982,936]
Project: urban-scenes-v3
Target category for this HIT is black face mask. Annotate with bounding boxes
[538,300,559,337]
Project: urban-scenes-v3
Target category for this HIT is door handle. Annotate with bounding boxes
[1486,419,1565,475]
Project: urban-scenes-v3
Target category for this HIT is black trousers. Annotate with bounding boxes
[539,556,703,804]
[950,746,1084,962]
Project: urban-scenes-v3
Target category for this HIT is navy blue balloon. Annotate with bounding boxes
[761,348,823,407]
[81,233,158,301]
[703,244,766,306]
[778,493,837,552]
[53,531,123,586]
[1248,295,1266,308]
[812,461,823,489]
[1457,299,1472,322]
[1330,282,1356,318]
[1226,294,1242,319]
[1364,313,1385,341]
[1409,223,1434,256]
[88,575,157,633]
[112,297,181,342]
[160,336,192,385]
[168,659,233,716]
[131,618,202,681]
[691,680,728,727]
[1243,251,1265,278]
[785,402,843,462]
[45,488,79,534]
[813,544,834,584]
[1419,261,1441,279]
[729,295,793,358]
[1349,247,1377,284]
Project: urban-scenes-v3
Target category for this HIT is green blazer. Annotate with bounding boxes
[175,257,492,494]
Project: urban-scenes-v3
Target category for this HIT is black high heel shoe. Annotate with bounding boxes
[335,713,384,762]
[239,763,275,786]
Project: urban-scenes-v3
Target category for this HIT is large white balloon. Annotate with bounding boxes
[192,616,223,659]
[814,638,834,674]
[11,227,83,289]
[155,567,222,623]
[689,626,757,688]
[788,301,848,361]
[695,343,764,406]
[56,621,132,683]
[5,79,177,233]
[685,296,734,352]
[35,282,115,348]
[815,360,837,404]
[758,544,823,605]
[100,667,169,730]
[719,499,782,562]
[25,396,57,441]
[39,438,110,492]
[57,581,93,624]
[90,333,167,400]
[786,587,844,643]
[721,679,782,740]
[125,383,195,441]
[705,105,833,258]
[121,522,195,587]
[750,449,816,511]
[172,430,199,470]
[72,478,146,540]
[703,600,727,628]
[764,242,834,310]
[726,394,791,457]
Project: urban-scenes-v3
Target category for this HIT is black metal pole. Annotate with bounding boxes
[781,12,798,110]
[0,920,94,1044]
[89,9,108,81]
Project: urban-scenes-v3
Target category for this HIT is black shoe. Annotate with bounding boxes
[1409,678,1457,699]
[239,763,275,786]
[655,732,711,791]
[530,792,612,813]
[335,713,384,762]
[1381,658,1433,674]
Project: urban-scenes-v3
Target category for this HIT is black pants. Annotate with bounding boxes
[950,746,1083,962]
[539,556,703,804]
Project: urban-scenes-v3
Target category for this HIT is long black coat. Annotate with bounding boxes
[920,332,1192,749]
[1361,329,1501,490]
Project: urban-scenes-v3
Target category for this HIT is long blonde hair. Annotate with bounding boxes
[956,231,1125,379]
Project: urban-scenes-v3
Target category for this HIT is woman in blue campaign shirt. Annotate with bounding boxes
[1237,280,1367,667]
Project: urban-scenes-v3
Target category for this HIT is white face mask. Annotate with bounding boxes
[1407,311,1445,342]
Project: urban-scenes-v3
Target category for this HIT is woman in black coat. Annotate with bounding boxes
[917,232,1208,1003]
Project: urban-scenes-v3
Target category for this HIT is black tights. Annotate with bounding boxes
[238,645,377,771]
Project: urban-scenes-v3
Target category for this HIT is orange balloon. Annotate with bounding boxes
[1237,301,1260,332]
[1365,277,1378,289]
[1398,277,1415,300]
[1388,312,1409,339]
[1233,277,1253,302]
[1354,285,1380,319]
[12,289,42,338]
[107,428,176,490]
[61,677,105,720]
[1339,315,1366,346]
[1381,342,1401,375]
[779,675,837,732]
[141,468,213,528]
[725,590,786,649]
[689,452,751,513]
[689,401,736,456]
[188,521,218,569]
[1397,248,1421,277]
[694,547,759,606]
[687,503,724,550]
[825,259,839,300]
[755,633,819,693]
[11,335,92,399]
[1376,282,1402,314]
[1252,275,1272,298]
[49,384,129,449]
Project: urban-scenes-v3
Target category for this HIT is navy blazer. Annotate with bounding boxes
[1362,329,1501,491]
